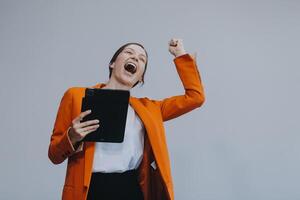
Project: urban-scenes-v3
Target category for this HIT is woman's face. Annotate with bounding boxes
[110,44,147,88]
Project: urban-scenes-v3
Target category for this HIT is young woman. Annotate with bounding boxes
[48,38,205,200]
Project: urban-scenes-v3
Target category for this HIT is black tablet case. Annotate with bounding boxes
[81,88,130,143]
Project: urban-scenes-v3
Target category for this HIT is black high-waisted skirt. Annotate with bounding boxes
[87,169,144,200]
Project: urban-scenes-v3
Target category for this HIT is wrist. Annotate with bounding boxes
[174,50,187,58]
[67,128,78,145]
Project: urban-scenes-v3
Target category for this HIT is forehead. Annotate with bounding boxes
[124,44,147,57]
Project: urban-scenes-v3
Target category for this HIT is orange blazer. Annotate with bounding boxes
[48,54,205,200]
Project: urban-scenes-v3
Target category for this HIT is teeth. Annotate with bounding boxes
[127,62,136,68]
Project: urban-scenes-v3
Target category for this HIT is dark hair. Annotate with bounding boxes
[109,42,148,88]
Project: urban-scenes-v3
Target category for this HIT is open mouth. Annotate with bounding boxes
[124,62,137,74]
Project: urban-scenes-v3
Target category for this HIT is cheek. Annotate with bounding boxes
[114,55,126,68]
[137,66,145,77]
[114,60,125,73]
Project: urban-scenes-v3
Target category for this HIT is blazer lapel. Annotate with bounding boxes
[129,97,167,182]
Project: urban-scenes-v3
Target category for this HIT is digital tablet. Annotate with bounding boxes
[80,88,130,143]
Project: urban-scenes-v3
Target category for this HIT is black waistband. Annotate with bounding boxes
[92,169,137,175]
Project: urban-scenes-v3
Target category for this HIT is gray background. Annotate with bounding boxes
[1,0,299,199]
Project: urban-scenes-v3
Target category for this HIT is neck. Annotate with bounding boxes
[103,78,131,90]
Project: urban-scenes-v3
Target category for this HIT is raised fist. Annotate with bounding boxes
[168,38,186,57]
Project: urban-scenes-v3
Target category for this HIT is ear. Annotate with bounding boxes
[109,62,115,69]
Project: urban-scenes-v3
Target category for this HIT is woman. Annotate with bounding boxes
[48,38,205,200]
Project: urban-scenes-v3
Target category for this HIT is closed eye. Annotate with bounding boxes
[124,50,133,54]
[139,58,146,63]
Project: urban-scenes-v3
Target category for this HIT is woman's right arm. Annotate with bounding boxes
[48,88,99,164]
[48,88,76,164]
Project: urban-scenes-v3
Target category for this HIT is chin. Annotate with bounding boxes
[118,77,135,88]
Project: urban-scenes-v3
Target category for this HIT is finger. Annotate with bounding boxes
[170,38,178,47]
[73,110,92,124]
[169,39,174,45]
[78,119,100,128]
[170,43,177,47]
[78,124,100,133]
[81,127,99,138]
[177,39,182,46]
[80,109,93,119]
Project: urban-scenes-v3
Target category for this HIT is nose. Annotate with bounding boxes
[130,54,138,62]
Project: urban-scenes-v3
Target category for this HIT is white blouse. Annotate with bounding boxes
[92,104,145,173]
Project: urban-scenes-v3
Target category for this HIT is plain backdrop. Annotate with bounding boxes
[1,0,299,199]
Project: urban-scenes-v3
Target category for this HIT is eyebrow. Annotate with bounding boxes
[125,47,147,59]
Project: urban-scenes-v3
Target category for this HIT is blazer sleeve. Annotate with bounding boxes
[153,53,205,121]
[48,88,83,165]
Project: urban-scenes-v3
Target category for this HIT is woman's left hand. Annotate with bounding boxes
[168,38,187,57]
